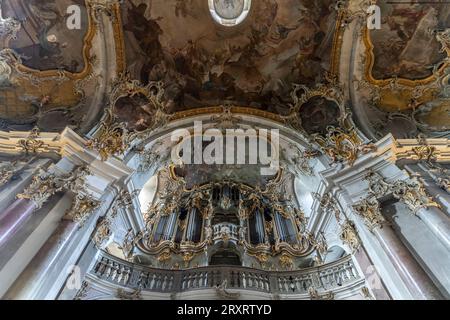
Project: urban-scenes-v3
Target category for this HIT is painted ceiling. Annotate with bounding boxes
[0,0,448,138]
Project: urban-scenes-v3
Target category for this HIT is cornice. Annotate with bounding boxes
[393,138,450,163]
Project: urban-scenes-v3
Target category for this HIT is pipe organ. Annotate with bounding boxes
[140,176,317,268]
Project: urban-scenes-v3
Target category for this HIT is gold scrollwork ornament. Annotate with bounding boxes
[17,127,50,154]
[253,252,270,265]
[353,196,385,232]
[86,122,130,161]
[17,169,63,209]
[391,178,440,214]
[157,249,172,263]
[0,163,15,186]
[66,193,101,227]
[182,252,195,267]
[279,253,294,270]
[339,220,361,253]
[93,218,112,249]
[313,127,376,166]
[309,287,335,300]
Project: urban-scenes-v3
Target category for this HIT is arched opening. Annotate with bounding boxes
[324,246,347,264]
[210,250,242,266]
[138,175,158,213]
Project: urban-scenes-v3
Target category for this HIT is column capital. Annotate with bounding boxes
[17,165,92,210]
[365,170,439,214]
[353,196,386,232]
[390,178,440,214]
[438,177,449,194]
[16,169,63,210]
[0,161,15,186]
[312,192,342,222]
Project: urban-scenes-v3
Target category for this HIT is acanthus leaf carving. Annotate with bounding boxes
[308,231,328,256]
[0,1,21,44]
[87,75,172,161]
[17,168,64,209]
[0,161,16,186]
[438,177,449,194]
[391,178,439,214]
[366,171,439,214]
[279,253,294,270]
[64,166,101,226]
[112,188,140,218]
[121,228,143,261]
[284,143,320,176]
[66,193,101,227]
[86,121,130,161]
[353,195,385,232]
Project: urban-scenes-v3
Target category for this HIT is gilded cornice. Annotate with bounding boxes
[330,3,350,77]
[393,138,450,163]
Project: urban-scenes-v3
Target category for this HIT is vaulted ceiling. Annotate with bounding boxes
[121,0,336,113]
[0,0,448,138]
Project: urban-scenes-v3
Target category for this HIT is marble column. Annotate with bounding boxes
[373,223,443,300]
[0,198,37,248]
[4,219,79,299]
[398,165,450,250]
[415,206,450,250]
[353,246,391,300]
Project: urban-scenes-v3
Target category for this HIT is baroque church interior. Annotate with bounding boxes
[0,0,449,301]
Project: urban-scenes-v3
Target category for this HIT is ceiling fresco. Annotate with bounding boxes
[368,2,448,80]
[354,1,450,138]
[0,0,448,139]
[1,0,89,73]
[121,0,337,114]
[0,0,107,133]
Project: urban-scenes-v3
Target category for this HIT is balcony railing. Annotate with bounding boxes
[91,251,361,295]
[212,223,240,243]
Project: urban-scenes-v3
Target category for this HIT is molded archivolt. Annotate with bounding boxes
[208,0,251,26]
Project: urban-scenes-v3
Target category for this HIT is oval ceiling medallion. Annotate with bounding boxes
[208,0,251,27]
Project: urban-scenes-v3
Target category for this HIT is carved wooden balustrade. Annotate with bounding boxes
[91,252,361,295]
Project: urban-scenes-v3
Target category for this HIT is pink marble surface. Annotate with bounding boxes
[0,198,37,248]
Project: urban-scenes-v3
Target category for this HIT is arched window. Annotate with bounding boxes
[208,0,252,27]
